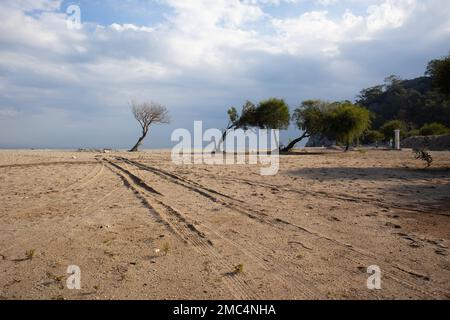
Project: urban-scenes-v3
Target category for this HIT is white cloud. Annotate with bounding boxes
[0,0,449,147]
[366,0,416,32]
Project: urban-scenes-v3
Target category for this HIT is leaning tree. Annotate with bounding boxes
[281,100,330,152]
[129,101,170,152]
[283,100,371,152]
[217,98,290,151]
[216,101,257,152]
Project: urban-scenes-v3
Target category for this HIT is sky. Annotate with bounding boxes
[0,0,449,149]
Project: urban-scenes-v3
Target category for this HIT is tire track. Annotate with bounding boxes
[103,159,259,300]
[118,159,389,298]
[116,157,267,223]
[111,158,350,298]
[0,162,106,220]
[194,174,450,218]
[1,161,104,198]
[117,162,326,299]
[61,162,105,193]
[0,161,98,169]
[116,157,241,203]
[0,185,125,257]
[118,157,447,298]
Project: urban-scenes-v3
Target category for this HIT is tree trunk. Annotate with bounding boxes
[345,143,350,152]
[215,128,231,153]
[129,130,148,152]
[281,133,309,153]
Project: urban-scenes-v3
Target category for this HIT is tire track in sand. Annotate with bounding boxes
[113,158,329,299]
[103,159,259,300]
[118,157,447,298]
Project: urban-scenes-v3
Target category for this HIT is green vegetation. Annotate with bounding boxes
[380,120,408,141]
[357,54,450,138]
[220,53,450,151]
[219,98,290,151]
[162,242,170,255]
[233,263,244,275]
[327,102,371,151]
[254,98,290,130]
[413,149,433,168]
[282,100,329,152]
[25,249,36,260]
[426,53,450,96]
[419,123,450,136]
[283,100,370,152]
[363,130,384,145]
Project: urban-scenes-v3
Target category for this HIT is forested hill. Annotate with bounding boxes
[357,75,450,130]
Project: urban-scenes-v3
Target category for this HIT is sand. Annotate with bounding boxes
[0,149,449,300]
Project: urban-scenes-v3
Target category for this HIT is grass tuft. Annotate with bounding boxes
[162,242,170,255]
[233,263,244,275]
[25,249,36,260]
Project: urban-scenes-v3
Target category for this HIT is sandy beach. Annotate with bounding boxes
[0,149,449,300]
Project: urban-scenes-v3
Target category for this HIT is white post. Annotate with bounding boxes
[394,129,401,150]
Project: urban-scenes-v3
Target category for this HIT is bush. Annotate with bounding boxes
[405,129,421,138]
[380,120,408,141]
[419,123,450,136]
[364,130,384,144]
[413,149,433,168]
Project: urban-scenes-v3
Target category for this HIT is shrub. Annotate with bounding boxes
[233,264,244,274]
[419,123,450,136]
[364,130,384,144]
[380,120,408,141]
[413,149,433,168]
[406,129,421,138]
[162,242,170,255]
[25,249,36,260]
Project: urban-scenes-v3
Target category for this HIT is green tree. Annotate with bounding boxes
[364,130,384,145]
[419,123,450,136]
[254,98,290,130]
[217,101,257,151]
[406,129,421,138]
[282,100,330,152]
[327,102,371,151]
[218,98,290,151]
[357,56,450,129]
[427,53,450,96]
[380,120,408,141]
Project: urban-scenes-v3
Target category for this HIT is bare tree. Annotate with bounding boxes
[129,101,170,152]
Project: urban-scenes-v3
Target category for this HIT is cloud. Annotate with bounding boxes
[0,107,21,118]
[0,0,449,148]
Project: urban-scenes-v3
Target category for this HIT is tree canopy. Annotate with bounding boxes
[326,102,371,150]
[426,53,450,96]
[284,100,370,151]
[419,122,450,136]
[254,98,290,130]
[292,100,329,136]
[357,56,450,130]
[226,99,291,132]
[219,98,290,151]
[379,120,408,141]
